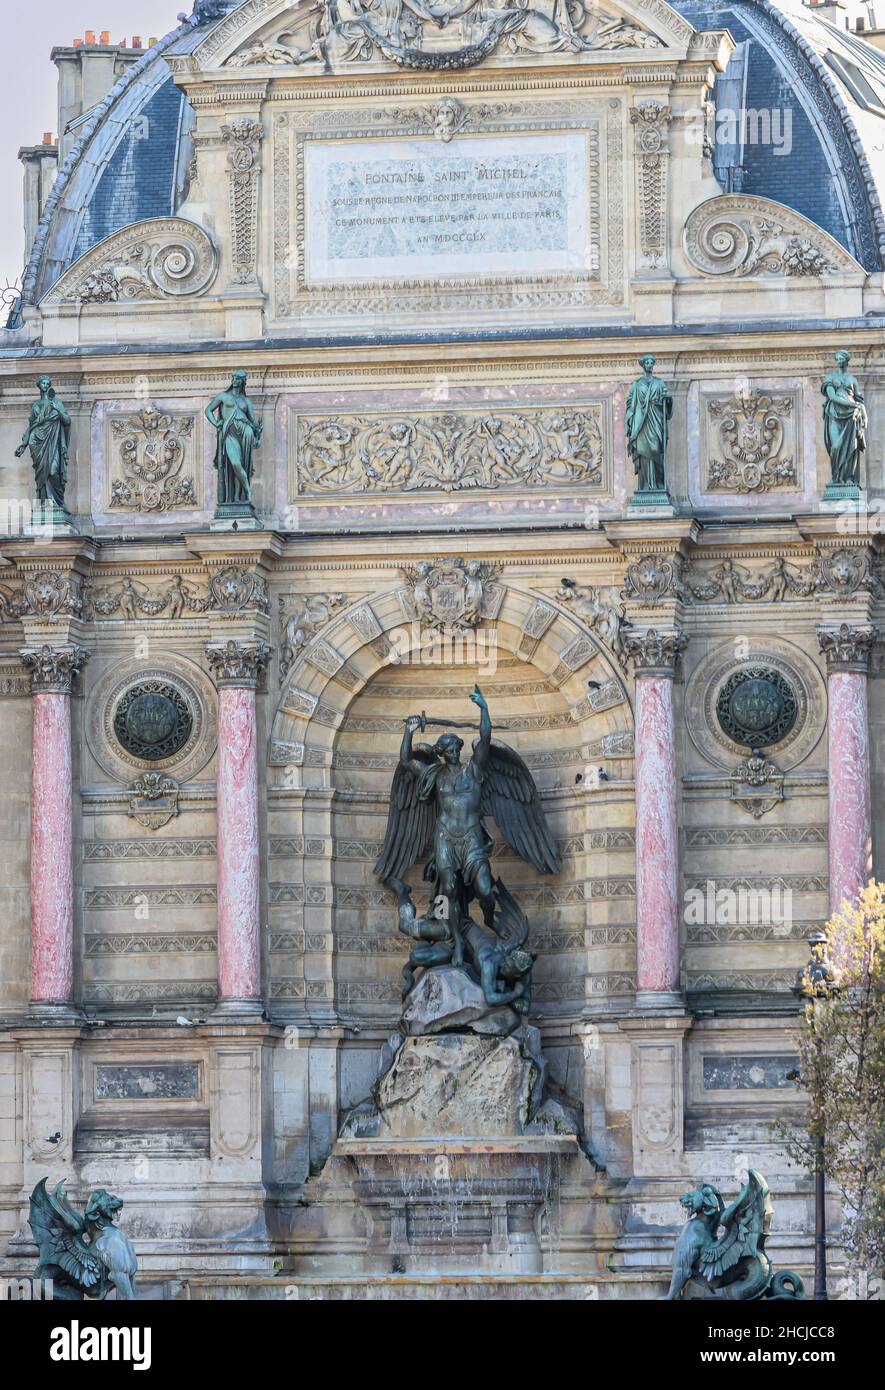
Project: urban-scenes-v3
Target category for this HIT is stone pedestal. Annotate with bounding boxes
[618,1014,692,1178]
[340,1137,579,1274]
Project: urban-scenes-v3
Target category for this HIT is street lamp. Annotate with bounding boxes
[791,929,842,1302]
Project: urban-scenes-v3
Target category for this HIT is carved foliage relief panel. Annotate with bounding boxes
[270,96,625,325]
[276,384,622,523]
[687,379,816,510]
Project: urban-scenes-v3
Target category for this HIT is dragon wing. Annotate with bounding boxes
[29,1179,104,1292]
[373,745,438,882]
[480,741,559,875]
[492,879,530,951]
[697,1170,772,1282]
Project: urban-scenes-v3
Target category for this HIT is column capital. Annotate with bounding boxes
[817,623,876,673]
[625,627,687,677]
[206,638,271,688]
[20,643,89,694]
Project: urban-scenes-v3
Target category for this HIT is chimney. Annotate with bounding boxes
[19,134,59,260]
[131,36,142,48]
[51,34,146,161]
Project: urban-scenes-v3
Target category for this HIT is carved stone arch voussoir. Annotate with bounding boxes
[268,581,634,768]
[40,218,219,308]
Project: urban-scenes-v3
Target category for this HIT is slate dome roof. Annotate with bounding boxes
[17,0,885,314]
[20,3,240,308]
[672,0,885,269]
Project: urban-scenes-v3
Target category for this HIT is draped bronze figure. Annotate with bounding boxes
[15,375,70,512]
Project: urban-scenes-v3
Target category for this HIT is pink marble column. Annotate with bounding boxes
[818,625,874,916]
[626,629,687,1007]
[207,640,270,1012]
[20,644,88,1010]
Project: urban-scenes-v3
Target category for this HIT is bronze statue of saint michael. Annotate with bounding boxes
[374,685,559,967]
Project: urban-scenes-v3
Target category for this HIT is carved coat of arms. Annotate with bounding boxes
[401,557,500,631]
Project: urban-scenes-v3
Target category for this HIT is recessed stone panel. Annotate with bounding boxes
[94,1063,201,1101]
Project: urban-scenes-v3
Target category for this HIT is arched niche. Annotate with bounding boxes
[266,583,637,1024]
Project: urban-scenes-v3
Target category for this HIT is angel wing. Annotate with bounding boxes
[481,741,559,875]
[492,879,530,952]
[696,1170,772,1284]
[29,1179,104,1293]
[373,744,439,882]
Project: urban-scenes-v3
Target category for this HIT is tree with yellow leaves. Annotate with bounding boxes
[775,881,885,1290]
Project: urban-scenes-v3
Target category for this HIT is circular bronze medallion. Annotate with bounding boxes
[716,666,798,749]
[112,681,193,762]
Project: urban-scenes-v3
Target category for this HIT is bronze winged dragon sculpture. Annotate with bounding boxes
[663,1169,804,1301]
[29,1178,138,1300]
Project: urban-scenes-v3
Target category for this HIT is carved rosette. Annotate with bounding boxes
[629,101,671,271]
[206,639,271,688]
[817,624,875,674]
[222,118,263,286]
[21,644,89,694]
[624,628,687,677]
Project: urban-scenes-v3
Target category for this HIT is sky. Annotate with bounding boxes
[0,2,181,289]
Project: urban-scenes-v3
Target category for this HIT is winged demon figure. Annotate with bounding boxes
[29,1178,138,1300]
[374,685,558,982]
[663,1169,804,1301]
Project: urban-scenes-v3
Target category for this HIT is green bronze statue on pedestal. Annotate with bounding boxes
[15,375,71,520]
[663,1170,804,1301]
[206,369,262,521]
[626,354,672,507]
[29,1178,138,1300]
[821,350,866,500]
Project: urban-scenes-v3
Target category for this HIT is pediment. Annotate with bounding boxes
[192,0,697,73]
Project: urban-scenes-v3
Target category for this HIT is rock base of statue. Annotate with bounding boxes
[310,963,594,1273]
[210,501,261,531]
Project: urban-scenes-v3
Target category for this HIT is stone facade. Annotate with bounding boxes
[1,0,884,1297]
